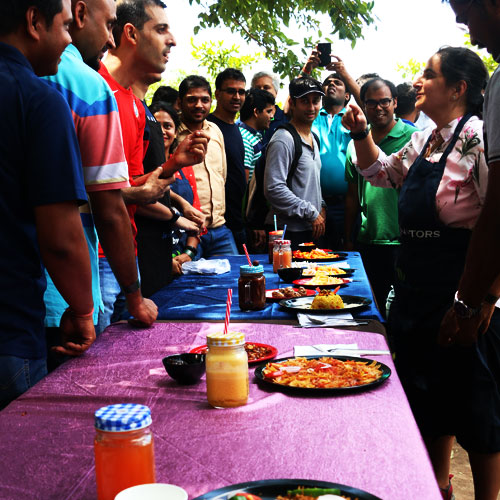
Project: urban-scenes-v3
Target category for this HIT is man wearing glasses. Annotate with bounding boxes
[344,78,415,317]
[208,68,248,253]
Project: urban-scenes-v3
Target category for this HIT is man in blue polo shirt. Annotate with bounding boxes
[0,0,95,408]
[301,50,361,249]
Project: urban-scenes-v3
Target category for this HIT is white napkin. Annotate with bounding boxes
[181,258,231,275]
[294,343,390,357]
[297,312,366,328]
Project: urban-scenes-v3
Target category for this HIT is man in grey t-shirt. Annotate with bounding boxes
[264,77,326,249]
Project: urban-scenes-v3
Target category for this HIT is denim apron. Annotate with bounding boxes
[170,169,195,256]
[388,114,500,451]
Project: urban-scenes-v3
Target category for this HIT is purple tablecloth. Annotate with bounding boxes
[0,322,441,500]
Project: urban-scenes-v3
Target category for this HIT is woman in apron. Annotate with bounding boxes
[343,47,500,500]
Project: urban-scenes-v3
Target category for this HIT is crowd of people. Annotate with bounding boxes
[1,0,500,499]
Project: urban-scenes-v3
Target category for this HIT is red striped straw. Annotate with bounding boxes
[242,243,252,266]
[223,288,233,335]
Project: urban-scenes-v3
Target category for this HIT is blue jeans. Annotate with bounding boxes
[96,257,128,335]
[0,355,47,410]
[198,225,238,259]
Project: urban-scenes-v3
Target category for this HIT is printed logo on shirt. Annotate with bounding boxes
[133,100,139,118]
[400,229,441,239]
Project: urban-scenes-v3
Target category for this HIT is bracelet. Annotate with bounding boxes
[484,293,499,305]
[170,207,181,224]
[184,248,196,260]
[121,279,141,295]
[184,245,198,257]
[67,307,94,319]
[350,128,370,141]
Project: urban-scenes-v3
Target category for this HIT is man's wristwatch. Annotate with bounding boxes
[453,291,481,319]
[350,128,369,141]
[121,279,141,295]
[170,207,181,224]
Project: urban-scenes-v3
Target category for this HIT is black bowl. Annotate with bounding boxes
[277,267,303,283]
[162,353,205,385]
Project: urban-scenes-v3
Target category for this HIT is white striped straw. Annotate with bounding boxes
[223,289,233,335]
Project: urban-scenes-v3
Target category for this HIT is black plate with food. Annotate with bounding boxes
[192,478,382,500]
[190,342,278,365]
[254,355,391,395]
[278,295,371,314]
[293,250,348,262]
[300,267,355,278]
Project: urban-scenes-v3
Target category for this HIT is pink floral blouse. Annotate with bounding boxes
[358,116,488,229]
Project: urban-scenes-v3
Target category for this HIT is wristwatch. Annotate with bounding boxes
[121,279,141,295]
[350,128,369,141]
[453,291,481,319]
[170,207,181,224]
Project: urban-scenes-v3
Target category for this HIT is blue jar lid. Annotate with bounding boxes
[94,404,152,432]
[240,264,264,275]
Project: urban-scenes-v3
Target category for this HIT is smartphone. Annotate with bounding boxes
[317,43,331,67]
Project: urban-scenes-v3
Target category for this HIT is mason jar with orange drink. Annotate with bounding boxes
[268,230,283,263]
[94,404,155,500]
[272,239,292,273]
[205,332,249,408]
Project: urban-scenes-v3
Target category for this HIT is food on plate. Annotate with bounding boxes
[278,487,351,499]
[302,266,347,277]
[194,343,273,361]
[311,289,344,309]
[229,493,263,500]
[245,343,273,361]
[293,249,337,259]
[299,242,315,246]
[304,275,346,286]
[262,357,383,389]
[271,287,308,299]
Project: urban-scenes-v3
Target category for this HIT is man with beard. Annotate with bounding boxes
[344,78,415,317]
[301,50,361,249]
[97,0,208,331]
[42,0,158,358]
[177,75,238,258]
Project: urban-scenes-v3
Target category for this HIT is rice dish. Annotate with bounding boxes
[311,290,344,309]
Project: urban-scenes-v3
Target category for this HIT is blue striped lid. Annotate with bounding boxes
[94,404,152,432]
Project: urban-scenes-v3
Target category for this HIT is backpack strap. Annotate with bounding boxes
[276,123,303,188]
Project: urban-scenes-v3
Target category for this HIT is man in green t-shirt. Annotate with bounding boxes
[344,78,415,317]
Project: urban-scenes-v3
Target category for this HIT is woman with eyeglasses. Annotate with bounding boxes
[343,46,499,500]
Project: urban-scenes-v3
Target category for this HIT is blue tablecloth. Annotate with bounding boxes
[150,252,384,322]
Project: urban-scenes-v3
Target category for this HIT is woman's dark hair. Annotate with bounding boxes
[437,46,489,117]
[149,101,180,152]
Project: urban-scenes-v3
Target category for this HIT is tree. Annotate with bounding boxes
[396,34,498,81]
[188,0,375,79]
[191,39,263,82]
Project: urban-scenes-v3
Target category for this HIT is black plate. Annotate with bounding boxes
[254,355,391,394]
[300,267,355,278]
[278,295,371,314]
[293,251,349,262]
[193,478,382,500]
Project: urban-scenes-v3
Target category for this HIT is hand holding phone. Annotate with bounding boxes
[317,43,331,67]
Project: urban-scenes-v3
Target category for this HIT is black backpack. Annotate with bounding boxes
[243,122,320,229]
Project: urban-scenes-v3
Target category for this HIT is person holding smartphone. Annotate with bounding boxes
[300,46,361,250]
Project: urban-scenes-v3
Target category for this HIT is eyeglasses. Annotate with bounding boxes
[220,88,246,96]
[364,98,393,109]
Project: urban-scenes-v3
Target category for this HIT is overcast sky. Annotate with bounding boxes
[163,0,477,96]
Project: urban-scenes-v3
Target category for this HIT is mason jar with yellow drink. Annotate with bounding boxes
[206,332,249,408]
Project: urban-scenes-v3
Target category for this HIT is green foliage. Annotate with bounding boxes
[396,34,498,82]
[191,39,263,81]
[395,58,425,81]
[187,0,375,79]
[144,70,190,105]
[463,34,497,75]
